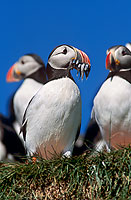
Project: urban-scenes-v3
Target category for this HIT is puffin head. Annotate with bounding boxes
[47,44,91,80]
[6,54,45,82]
[106,45,131,71]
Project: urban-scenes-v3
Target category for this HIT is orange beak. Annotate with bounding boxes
[6,64,20,82]
[106,52,111,70]
[105,52,117,71]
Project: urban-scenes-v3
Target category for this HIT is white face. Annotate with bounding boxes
[48,45,76,70]
[15,55,43,77]
[115,46,131,68]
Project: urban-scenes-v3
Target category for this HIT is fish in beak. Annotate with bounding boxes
[70,47,91,80]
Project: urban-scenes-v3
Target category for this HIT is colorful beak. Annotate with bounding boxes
[76,48,91,66]
[6,64,21,82]
[72,47,91,79]
[106,52,112,70]
[106,49,121,71]
[106,52,117,71]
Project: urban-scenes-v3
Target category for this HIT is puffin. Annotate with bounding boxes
[92,45,131,151]
[0,114,26,161]
[21,44,91,159]
[6,54,47,134]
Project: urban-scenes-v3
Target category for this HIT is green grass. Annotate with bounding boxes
[0,147,130,199]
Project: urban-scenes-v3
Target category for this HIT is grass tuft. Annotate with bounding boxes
[0,146,130,199]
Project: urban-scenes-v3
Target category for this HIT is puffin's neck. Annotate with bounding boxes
[46,63,74,82]
[106,69,131,84]
[27,67,47,84]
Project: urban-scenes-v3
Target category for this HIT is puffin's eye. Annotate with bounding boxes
[62,48,67,54]
[21,60,25,64]
[122,50,127,56]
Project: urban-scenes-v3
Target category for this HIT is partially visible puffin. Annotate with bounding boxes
[21,44,91,159]
[0,122,6,161]
[92,45,131,151]
[6,54,47,133]
[0,114,26,161]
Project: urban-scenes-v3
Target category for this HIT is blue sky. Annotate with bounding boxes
[0,0,131,134]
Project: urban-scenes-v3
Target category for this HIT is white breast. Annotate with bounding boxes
[14,78,43,125]
[0,141,6,161]
[93,76,131,139]
[25,77,81,159]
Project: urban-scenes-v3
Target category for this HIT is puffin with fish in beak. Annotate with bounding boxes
[21,44,91,159]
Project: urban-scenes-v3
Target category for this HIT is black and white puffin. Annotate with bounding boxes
[21,44,91,159]
[6,54,47,133]
[0,114,26,161]
[92,45,131,151]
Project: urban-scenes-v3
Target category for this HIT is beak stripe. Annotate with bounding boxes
[78,50,90,65]
[106,52,111,69]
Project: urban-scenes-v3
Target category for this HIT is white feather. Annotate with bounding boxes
[126,43,131,52]
[0,141,6,161]
[92,76,131,150]
[24,77,81,159]
[14,78,43,126]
